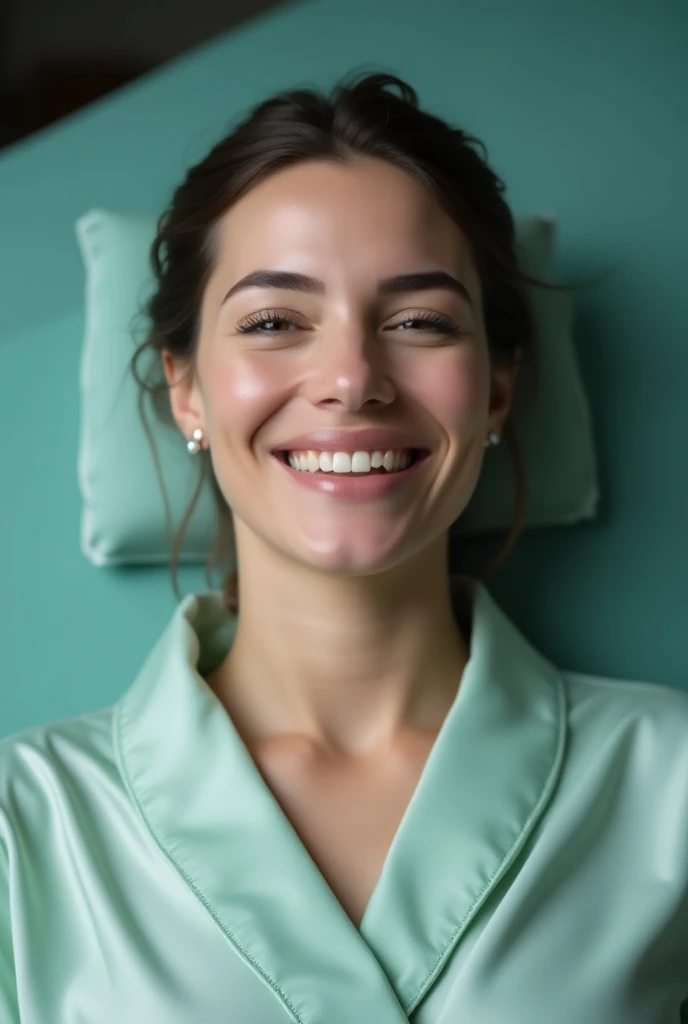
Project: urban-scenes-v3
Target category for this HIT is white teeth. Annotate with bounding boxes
[285,448,416,474]
[351,451,371,473]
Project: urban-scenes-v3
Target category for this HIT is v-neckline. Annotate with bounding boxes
[244,717,451,934]
[114,575,567,1023]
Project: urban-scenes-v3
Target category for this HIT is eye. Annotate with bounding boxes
[389,311,468,340]
[235,309,302,334]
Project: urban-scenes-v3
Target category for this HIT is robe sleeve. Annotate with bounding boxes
[0,830,20,1023]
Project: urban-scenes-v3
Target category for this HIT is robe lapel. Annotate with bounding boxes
[358,577,567,1014]
[114,575,567,1022]
[115,594,409,1024]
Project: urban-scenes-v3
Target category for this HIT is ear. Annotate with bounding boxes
[161,350,207,446]
[488,348,522,437]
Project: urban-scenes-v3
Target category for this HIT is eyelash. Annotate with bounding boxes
[235,308,466,338]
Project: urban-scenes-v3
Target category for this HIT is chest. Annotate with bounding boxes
[251,733,438,929]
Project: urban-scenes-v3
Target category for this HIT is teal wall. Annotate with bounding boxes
[1,0,686,738]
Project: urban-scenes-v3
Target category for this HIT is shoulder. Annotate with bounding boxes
[563,667,688,722]
[560,668,688,776]
[0,706,117,836]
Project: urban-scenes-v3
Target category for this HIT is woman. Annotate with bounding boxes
[1,71,687,1024]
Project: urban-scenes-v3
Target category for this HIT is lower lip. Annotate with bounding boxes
[273,454,428,499]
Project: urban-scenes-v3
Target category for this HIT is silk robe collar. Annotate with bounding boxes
[114,575,567,1024]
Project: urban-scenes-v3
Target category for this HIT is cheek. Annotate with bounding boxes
[203,353,289,441]
[404,347,489,430]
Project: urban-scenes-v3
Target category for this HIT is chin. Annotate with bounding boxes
[308,552,398,578]
[289,526,418,577]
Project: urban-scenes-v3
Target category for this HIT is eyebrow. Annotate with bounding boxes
[221,269,473,308]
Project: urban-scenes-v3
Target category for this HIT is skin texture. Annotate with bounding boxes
[162,156,520,925]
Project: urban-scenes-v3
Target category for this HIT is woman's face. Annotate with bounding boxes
[164,156,518,575]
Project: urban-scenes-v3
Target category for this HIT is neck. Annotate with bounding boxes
[208,528,472,758]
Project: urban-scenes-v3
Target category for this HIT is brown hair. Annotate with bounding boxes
[130,69,566,613]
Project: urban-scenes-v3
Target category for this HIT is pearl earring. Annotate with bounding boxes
[186,427,205,455]
[484,432,501,448]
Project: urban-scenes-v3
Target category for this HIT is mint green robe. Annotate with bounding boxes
[1,577,687,1022]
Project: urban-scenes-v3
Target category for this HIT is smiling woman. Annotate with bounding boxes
[1,70,687,1024]
[133,73,537,607]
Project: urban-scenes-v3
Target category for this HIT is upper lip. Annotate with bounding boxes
[272,428,431,453]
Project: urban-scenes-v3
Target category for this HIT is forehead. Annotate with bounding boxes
[207,157,478,287]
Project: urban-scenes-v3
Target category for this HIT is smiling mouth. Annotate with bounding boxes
[274,448,429,475]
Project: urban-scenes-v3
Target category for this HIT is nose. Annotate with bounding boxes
[302,319,396,412]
